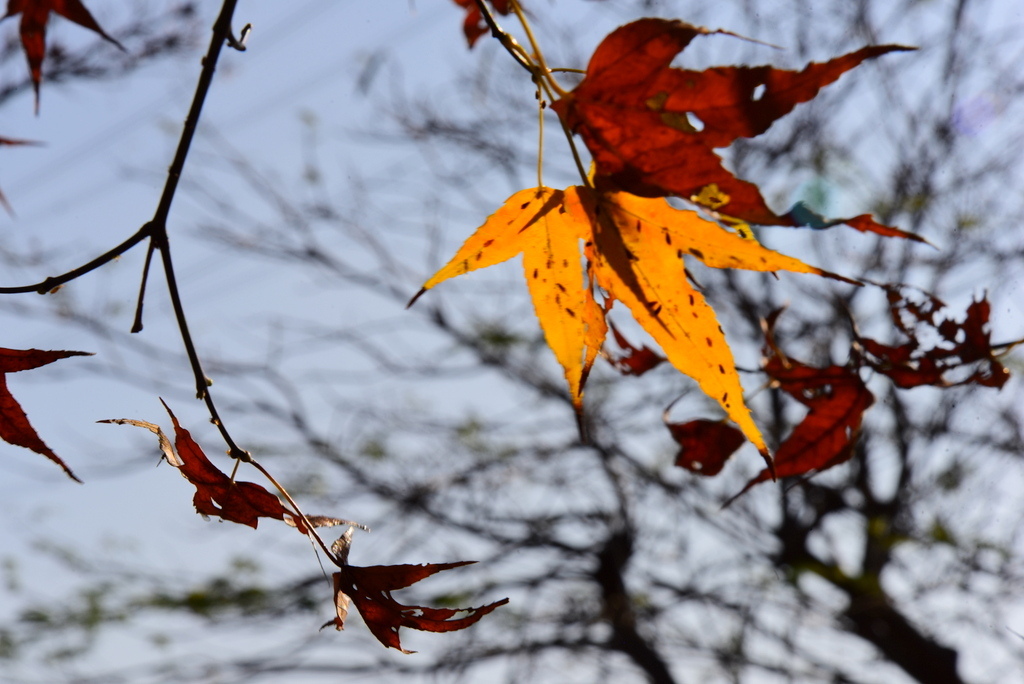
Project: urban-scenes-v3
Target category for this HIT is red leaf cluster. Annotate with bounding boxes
[672,295,1009,504]
[855,286,1008,389]
[0,347,90,481]
[2,0,124,110]
[324,559,509,653]
[451,0,511,48]
[551,19,920,240]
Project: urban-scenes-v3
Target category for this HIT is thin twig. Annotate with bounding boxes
[130,242,157,333]
[146,0,250,461]
[0,224,152,294]
[471,0,533,73]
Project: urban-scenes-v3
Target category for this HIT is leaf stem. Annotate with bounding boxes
[536,83,544,188]
[472,0,589,185]
[509,0,566,96]
[248,458,338,563]
[471,0,534,73]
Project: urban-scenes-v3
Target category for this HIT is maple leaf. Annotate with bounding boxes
[451,0,511,48]
[551,18,920,240]
[607,320,665,376]
[410,186,606,426]
[579,186,854,459]
[412,185,847,460]
[2,0,125,111]
[103,401,307,532]
[0,347,90,481]
[854,287,1008,389]
[324,558,509,653]
[726,311,874,504]
[667,418,744,476]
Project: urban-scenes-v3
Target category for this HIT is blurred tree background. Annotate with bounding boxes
[1,1,1023,683]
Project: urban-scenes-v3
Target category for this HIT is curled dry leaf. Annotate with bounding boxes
[283,515,369,531]
[551,18,920,240]
[0,347,91,481]
[2,0,125,110]
[103,401,308,533]
[323,559,509,653]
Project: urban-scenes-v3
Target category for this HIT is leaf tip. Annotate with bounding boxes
[759,447,776,481]
[406,287,428,309]
[574,405,589,444]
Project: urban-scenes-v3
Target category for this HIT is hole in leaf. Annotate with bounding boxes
[752,84,766,101]
[685,112,705,131]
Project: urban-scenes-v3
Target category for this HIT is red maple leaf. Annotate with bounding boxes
[2,0,125,110]
[607,321,664,376]
[855,288,1008,389]
[667,418,744,476]
[158,401,303,531]
[551,18,919,240]
[726,313,874,503]
[324,559,509,653]
[0,347,90,481]
[450,0,511,48]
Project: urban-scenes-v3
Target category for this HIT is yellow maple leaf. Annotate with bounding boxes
[413,185,848,463]
[410,187,606,422]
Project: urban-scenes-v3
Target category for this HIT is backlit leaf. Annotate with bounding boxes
[413,186,607,416]
[552,18,918,238]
